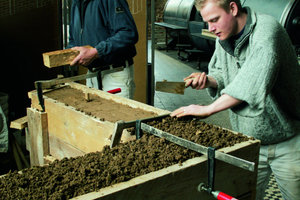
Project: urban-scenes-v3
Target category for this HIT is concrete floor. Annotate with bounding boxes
[152,47,232,130]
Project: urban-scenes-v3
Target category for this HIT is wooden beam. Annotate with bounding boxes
[42,45,93,68]
[10,116,28,130]
[201,29,217,40]
[26,108,49,166]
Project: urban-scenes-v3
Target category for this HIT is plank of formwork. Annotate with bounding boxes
[26,108,49,166]
[42,45,93,68]
[48,134,86,160]
[10,116,28,130]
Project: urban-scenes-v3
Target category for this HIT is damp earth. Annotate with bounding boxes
[0,116,253,199]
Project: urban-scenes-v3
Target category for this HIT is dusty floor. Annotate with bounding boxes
[43,86,158,122]
[0,116,252,200]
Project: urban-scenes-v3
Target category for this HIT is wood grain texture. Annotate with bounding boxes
[10,116,28,130]
[27,82,169,157]
[42,45,93,68]
[26,108,49,166]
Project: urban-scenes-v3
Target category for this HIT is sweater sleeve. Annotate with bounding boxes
[221,45,279,117]
[207,43,225,100]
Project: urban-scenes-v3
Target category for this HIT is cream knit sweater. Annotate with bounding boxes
[207,7,300,144]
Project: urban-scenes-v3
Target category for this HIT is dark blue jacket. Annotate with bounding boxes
[68,0,138,68]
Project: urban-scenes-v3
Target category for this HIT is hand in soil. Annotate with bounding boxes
[170,104,212,118]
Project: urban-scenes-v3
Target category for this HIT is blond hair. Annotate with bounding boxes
[195,0,242,12]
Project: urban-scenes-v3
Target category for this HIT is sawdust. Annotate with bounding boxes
[0,116,253,199]
[43,86,158,122]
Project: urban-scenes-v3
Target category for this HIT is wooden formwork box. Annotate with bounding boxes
[26,82,260,200]
[27,82,170,165]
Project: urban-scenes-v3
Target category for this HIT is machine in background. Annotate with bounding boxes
[156,0,300,63]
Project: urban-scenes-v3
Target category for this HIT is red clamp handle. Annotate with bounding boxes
[107,88,121,94]
[216,192,238,200]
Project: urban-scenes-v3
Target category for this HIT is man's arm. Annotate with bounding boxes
[170,94,242,118]
[94,0,138,58]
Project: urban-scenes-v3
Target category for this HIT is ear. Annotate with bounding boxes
[229,2,238,16]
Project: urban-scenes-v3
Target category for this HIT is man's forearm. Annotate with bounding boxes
[170,93,243,118]
[208,94,243,115]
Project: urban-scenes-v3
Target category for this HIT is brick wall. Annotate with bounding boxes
[148,0,168,43]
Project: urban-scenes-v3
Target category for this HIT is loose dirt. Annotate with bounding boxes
[0,116,253,200]
[43,86,158,122]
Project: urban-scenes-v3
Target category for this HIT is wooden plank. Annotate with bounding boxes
[71,140,259,200]
[26,108,49,166]
[49,134,86,160]
[27,82,167,157]
[10,116,28,130]
[28,93,137,154]
[42,45,93,68]
[45,99,117,153]
[201,29,217,40]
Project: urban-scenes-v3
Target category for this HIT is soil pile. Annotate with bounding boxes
[147,117,251,149]
[0,117,252,200]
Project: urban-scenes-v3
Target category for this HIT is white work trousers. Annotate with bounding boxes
[256,133,300,200]
[86,65,135,99]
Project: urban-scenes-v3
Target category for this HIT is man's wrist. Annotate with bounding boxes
[91,48,99,58]
[206,75,217,89]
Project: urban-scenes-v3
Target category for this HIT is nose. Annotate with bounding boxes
[208,23,215,33]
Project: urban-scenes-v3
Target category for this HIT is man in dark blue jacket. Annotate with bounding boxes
[68,0,138,99]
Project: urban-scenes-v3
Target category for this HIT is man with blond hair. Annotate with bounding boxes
[171,0,300,199]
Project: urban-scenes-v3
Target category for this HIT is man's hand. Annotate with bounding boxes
[170,104,213,118]
[70,46,99,66]
[184,72,217,89]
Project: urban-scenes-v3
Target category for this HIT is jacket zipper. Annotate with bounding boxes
[80,0,88,43]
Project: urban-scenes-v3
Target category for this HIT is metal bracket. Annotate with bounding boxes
[207,147,216,194]
[135,119,142,139]
[197,147,215,194]
[140,122,255,172]
[35,81,45,112]
[135,114,170,140]
[110,120,125,149]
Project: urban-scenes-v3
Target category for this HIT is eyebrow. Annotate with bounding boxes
[206,16,219,22]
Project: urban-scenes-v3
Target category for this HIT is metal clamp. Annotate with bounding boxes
[198,148,238,200]
[135,119,142,139]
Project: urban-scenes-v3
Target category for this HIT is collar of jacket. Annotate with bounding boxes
[219,7,256,57]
